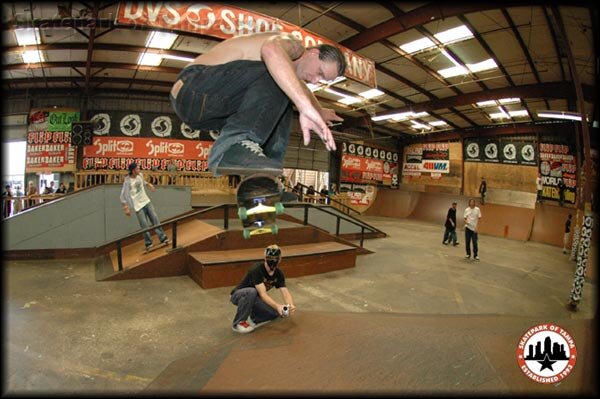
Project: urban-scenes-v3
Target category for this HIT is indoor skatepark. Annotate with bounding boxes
[3,2,598,396]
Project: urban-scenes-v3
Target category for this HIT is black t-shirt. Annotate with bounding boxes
[565,219,571,233]
[231,261,286,295]
[445,207,457,229]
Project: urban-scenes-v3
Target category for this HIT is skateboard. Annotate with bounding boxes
[236,175,285,239]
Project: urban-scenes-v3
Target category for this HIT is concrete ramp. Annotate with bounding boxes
[145,312,595,395]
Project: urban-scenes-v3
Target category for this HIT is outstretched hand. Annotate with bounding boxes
[299,111,336,151]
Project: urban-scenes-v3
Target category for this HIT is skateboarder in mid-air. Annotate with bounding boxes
[169,32,347,177]
[230,245,296,333]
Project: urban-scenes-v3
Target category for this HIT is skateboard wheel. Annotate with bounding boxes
[238,207,248,220]
[274,202,284,215]
[243,229,251,239]
[271,225,279,234]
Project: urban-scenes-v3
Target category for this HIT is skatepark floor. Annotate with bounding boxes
[4,216,597,395]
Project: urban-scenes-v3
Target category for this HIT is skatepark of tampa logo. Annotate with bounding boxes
[517,323,577,384]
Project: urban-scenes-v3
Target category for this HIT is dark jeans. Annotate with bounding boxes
[443,227,457,244]
[170,61,293,175]
[465,227,478,257]
[480,192,486,205]
[230,287,279,326]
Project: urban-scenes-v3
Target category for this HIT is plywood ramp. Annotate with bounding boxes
[145,312,595,395]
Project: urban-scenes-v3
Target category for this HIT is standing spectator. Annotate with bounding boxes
[292,182,303,200]
[563,214,572,254]
[557,178,566,207]
[536,173,543,204]
[2,185,13,218]
[478,177,487,205]
[442,201,459,246]
[320,185,329,204]
[166,158,179,184]
[306,185,316,203]
[464,199,482,260]
[55,182,67,194]
[44,181,56,194]
[120,162,170,252]
[26,181,38,208]
[13,185,23,214]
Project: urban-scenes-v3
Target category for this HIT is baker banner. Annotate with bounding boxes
[115,2,376,87]
[81,136,213,172]
[26,108,78,173]
[464,139,536,165]
[539,142,576,204]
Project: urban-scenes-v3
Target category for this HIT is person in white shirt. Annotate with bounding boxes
[120,162,169,251]
[463,199,482,260]
[536,173,543,203]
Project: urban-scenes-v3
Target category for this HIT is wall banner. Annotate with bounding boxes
[26,108,78,173]
[465,139,537,166]
[115,2,377,87]
[81,136,213,172]
[341,143,399,187]
[539,142,576,204]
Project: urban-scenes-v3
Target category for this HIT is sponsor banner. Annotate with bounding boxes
[422,142,449,161]
[421,160,449,173]
[539,142,576,204]
[341,144,398,187]
[26,109,78,172]
[88,110,219,141]
[82,157,209,172]
[83,136,212,160]
[116,2,376,87]
[465,139,537,165]
[340,154,397,186]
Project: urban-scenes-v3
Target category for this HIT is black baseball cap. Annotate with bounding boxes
[265,244,282,258]
[128,162,138,173]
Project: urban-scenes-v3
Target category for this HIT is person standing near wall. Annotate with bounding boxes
[2,185,13,218]
[557,178,566,207]
[120,162,170,252]
[479,177,487,205]
[464,199,482,260]
[563,214,572,254]
[536,173,543,204]
[443,201,459,246]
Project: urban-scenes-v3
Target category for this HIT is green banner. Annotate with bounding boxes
[48,111,80,132]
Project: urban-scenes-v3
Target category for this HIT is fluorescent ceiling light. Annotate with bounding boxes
[441,49,461,67]
[429,120,448,126]
[467,58,497,73]
[22,50,44,63]
[438,65,468,78]
[137,53,162,66]
[319,76,346,85]
[161,54,195,62]
[498,97,521,104]
[434,25,473,44]
[306,83,321,92]
[146,31,178,49]
[411,121,432,130]
[359,88,385,99]
[324,88,349,97]
[372,112,409,122]
[338,97,362,105]
[15,28,41,46]
[489,112,510,119]
[537,111,582,121]
[400,37,435,54]
[412,111,430,118]
[509,110,529,118]
[476,100,497,108]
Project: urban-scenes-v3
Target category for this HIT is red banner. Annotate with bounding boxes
[82,136,213,172]
[115,2,376,87]
[83,136,212,159]
[341,154,397,185]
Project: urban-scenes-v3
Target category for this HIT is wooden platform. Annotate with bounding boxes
[188,241,358,289]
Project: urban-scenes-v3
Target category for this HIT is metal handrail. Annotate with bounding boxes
[106,201,385,272]
[284,181,360,216]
